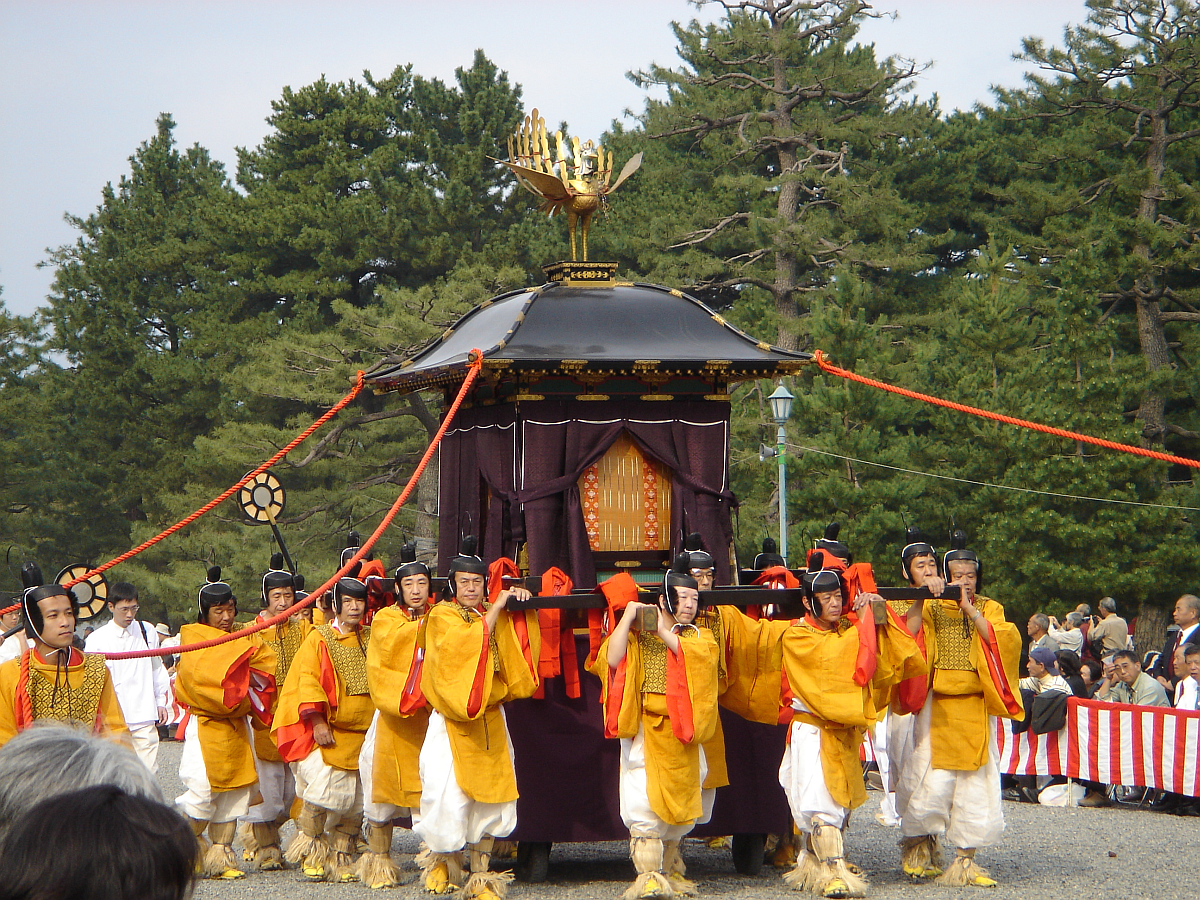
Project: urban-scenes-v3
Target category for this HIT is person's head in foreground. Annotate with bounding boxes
[0,784,195,900]
[0,723,161,843]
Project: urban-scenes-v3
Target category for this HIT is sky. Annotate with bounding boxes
[0,0,1090,318]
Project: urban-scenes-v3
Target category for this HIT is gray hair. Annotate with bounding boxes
[1065,611,1084,628]
[0,723,161,841]
[1033,613,1050,631]
[1180,594,1200,617]
[1099,596,1117,614]
[1076,603,1092,616]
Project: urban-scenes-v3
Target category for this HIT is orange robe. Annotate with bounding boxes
[918,595,1023,770]
[173,624,278,791]
[367,606,429,809]
[272,624,376,770]
[0,648,128,746]
[780,610,922,809]
[253,615,313,763]
[420,602,541,804]
[591,626,721,826]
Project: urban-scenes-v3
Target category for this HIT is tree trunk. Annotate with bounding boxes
[771,15,801,352]
[414,460,439,565]
[407,393,441,564]
[1132,107,1171,446]
[1133,601,1169,658]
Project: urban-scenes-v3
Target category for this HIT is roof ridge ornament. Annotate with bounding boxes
[494,107,642,263]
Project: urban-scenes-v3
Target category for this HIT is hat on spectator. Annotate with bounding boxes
[1030,647,1059,672]
[155,623,170,637]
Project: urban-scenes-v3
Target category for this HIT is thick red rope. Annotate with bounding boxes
[0,372,369,619]
[813,349,1200,469]
[100,352,483,660]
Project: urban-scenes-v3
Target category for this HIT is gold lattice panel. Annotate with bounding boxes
[580,432,672,552]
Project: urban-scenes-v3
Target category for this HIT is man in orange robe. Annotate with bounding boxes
[415,539,540,900]
[771,561,924,899]
[0,563,127,746]
[593,559,720,900]
[682,536,728,841]
[892,530,1023,887]
[240,553,312,870]
[174,567,278,880]
[358,542,433,888]
[273,575,375,883]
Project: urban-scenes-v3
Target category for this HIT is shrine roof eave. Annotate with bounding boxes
[365,280,811,396]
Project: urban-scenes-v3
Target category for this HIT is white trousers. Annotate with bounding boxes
[619,725,710,840]
[176,716,253,823]
[894,693,1004,849]
[414,709,516,853]
[778,720,846,832]
[876,711,906,826]
[293,747,363,819]
[359,712,418,826]
[243,756,295,823]
[129,722,160,774]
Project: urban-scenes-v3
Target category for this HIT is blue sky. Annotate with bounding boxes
[0,0,1088,317]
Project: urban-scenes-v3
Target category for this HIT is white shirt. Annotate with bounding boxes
[1019,673,1072,695]
[1175,676,1200,711]
[85,619,170,727]
[1048,625,1083,655]
[0,634,31,665]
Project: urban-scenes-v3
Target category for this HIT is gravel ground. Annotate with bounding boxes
[154,741,1197,900]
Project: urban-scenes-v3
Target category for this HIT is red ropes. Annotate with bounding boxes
[100,351,483,660]
[0,372,369,620]
[813,349,1200,470]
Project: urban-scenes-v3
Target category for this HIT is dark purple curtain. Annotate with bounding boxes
[436,405,519,575]
[516,399,734,587]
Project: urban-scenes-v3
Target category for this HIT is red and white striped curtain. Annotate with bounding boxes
[995,697,1200,796]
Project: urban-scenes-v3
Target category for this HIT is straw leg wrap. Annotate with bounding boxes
[419,848,465,895]
[624,834,674,900]
[203,820,244,879]
[933,847,997,888]
[899,834,943,879]
[460,836,513,899]
[808,822,866,898]
[330,816,362,882]
[662,840,696,895]
[186,816,210,874]
[251,821,284,871]
[783,832,823,892]
[239,821,258,861]
[285,801,330,874]
[357,822,404,889]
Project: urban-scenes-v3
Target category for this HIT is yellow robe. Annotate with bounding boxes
[367,606,430,809]
[0,650,127,746]
[781,614,921,810]
[272,625,376,771]
[254,616,313,763]
[420,602,541,805]
[174,624,278,792]
[591,626,720,826]
[697,605,795,789]
[712,606,792,724]
[920,595,1023,770]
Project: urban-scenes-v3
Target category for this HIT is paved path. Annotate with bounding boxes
[153,742,1189,900]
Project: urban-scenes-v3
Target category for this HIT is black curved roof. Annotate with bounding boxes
[365,280,809,395]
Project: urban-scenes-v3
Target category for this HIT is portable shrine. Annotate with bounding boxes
[364,262,807,585]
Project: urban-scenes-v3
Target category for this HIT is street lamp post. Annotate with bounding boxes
[767,384,794,565]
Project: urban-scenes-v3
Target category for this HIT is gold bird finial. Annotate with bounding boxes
[492,109,643,261]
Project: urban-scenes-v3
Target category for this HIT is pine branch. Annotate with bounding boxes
[668,213,752,249]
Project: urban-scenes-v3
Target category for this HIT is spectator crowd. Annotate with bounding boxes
[1006,593,1200,814]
